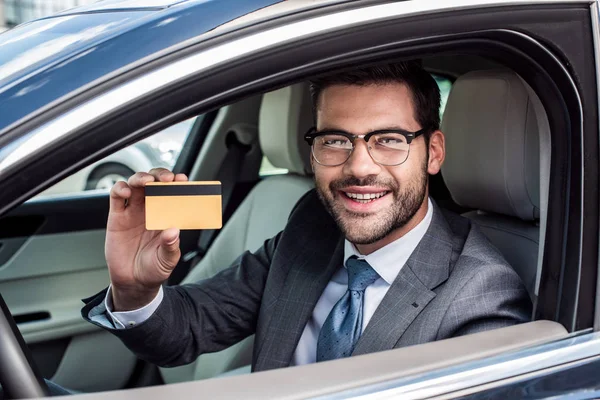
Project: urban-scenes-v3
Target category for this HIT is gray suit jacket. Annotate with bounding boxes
[82,189,532,372]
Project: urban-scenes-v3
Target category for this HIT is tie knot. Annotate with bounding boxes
[345,257,380,291]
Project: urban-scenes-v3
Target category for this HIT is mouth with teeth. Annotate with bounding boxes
[343,190,390,204]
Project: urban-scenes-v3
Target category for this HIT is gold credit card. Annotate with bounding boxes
[145,181,222,230]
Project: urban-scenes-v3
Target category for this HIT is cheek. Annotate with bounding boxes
[412,141,430,167]
[384,161,420,188]
[383,168,404,188]
[402,146,429,174]
[314,165,339,189]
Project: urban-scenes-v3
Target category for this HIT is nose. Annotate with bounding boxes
[342,140,382,179]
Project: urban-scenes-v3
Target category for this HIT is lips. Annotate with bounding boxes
[338,187,391,210]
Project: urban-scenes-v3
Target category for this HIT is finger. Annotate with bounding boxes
[127,172,155,206]
[148,168,175,183]
[161,227,180,246]
[128,172,156,189]
[109,181,131,213]
[157,228,181,271]
[174,173,188,182]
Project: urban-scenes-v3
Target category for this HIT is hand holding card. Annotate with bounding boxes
[145,181,223,230]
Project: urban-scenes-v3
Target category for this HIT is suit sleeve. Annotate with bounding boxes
[436,263,533,339]
[81,232,280,368]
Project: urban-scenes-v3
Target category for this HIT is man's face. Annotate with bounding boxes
[313,83,429,245]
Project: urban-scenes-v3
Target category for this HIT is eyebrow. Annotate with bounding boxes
[316,125,417,134]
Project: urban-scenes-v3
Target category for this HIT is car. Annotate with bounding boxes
[35,118,194,197]
[0,0,598,399]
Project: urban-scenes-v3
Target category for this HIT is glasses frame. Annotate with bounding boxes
[304,127,428,166]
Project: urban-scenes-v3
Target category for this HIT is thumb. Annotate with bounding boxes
[157,228,181,271]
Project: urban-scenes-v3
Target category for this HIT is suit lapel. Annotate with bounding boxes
[254,228,343,371]
[352,203,454,356]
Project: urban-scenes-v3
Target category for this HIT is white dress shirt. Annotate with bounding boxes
[106,198,434,365]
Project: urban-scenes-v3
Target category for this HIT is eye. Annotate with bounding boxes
[320,135,351,149]
[373,134,408,149]
[377,137,403,144]
[324,139,348,146]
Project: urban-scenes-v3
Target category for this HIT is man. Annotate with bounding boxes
[82,62,532,371]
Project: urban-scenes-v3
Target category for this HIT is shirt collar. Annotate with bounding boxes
[343,197,434,285]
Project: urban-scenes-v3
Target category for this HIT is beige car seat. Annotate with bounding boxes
[442,69,550,301]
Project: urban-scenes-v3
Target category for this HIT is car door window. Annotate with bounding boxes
[433,73,452,118]
[32,116,199,199]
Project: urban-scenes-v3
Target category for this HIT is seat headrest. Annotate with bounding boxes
[259,83,313,175]
[441,70,540,221]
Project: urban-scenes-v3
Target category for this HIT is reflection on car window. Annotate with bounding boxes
[31,116,199,199]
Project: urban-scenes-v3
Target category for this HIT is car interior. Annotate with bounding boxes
[0,53,568,393]
[154,56,556,384]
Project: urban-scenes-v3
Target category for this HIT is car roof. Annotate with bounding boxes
[2,0,535,135]
[0,0,282,133]
[55,0,192,14]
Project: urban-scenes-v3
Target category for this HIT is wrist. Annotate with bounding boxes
[110,284,161,312]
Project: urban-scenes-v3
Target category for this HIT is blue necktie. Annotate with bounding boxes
[316,256,380,362]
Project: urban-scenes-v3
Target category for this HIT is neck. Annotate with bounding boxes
[355,197,430,255]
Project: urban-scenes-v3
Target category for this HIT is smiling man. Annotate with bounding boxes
[83,62,532,371]
[308,74,436,253]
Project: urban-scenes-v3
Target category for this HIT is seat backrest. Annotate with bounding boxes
[441,69,547,300]
[160,83,314,383]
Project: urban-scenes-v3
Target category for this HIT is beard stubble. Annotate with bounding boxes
[315,159,428,245]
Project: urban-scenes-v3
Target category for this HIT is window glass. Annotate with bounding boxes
[432,73,452,119]
[33,116,198,199]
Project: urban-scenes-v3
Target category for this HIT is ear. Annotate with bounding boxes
[427,130,445,175]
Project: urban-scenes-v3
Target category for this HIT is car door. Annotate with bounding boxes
[0,96,269,393]
[0,117,203,392]
[0,0,598,398]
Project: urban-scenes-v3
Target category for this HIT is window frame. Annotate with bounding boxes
[0,10,591,330]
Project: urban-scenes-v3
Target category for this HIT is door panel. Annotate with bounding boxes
[3,266,106,343]
[0,230,106,281]
[0,117,198,391]
[0,193,139,391]
[50,331,137,392]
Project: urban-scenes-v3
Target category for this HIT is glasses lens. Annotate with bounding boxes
[313,134,352,165]
[368,133,410,165]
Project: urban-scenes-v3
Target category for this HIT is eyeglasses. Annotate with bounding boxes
[304,127,428,166]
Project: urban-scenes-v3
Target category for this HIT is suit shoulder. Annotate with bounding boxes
[457,258,526,293]
[287,188,319,221]
[285,188,339,234]
[459,218,508,266]
[441,208,521,288]
[434,206,505,266]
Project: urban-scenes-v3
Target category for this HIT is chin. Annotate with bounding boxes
[338,218,391,245]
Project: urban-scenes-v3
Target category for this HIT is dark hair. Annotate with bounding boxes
[309,61,441,144]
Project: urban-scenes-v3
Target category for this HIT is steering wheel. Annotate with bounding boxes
[0,293,49,398]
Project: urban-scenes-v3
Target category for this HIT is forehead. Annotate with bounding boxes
[316,82,418,130]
